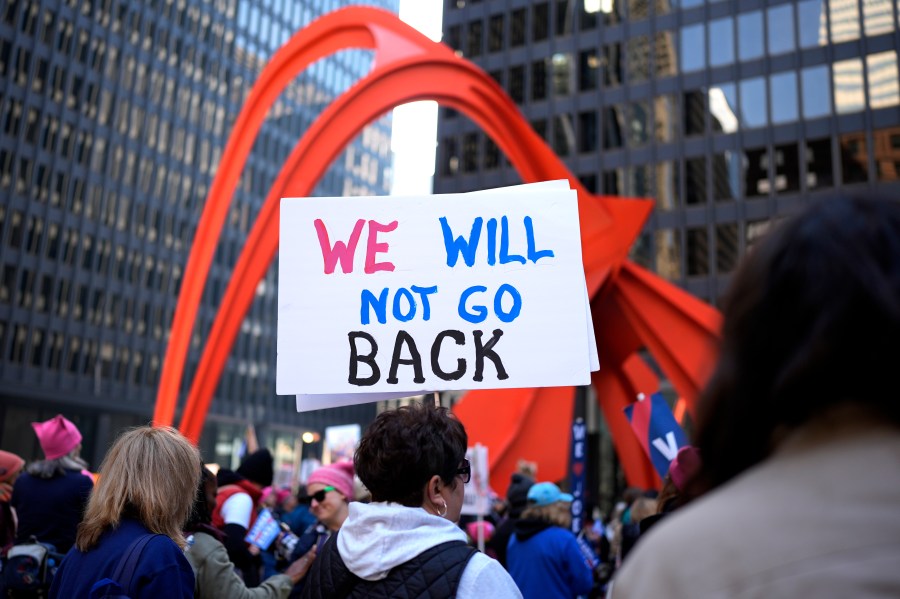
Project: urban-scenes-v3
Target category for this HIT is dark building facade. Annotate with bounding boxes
[436,0,899,509]
[0,0,398,473]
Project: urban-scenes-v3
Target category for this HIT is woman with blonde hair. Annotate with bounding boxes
[507,482,594,599]
[49,426,201,598]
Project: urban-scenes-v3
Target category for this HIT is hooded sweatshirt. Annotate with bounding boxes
[507,519,594,599]
[335,502,522,598]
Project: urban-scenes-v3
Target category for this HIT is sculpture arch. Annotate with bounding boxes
[154,6,721,492]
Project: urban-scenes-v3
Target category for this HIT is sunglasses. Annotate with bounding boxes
[310,486,336,503]
[457,459,471,484]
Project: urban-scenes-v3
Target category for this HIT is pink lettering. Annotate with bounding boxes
[364,220,398,274]
[314,218,366,274]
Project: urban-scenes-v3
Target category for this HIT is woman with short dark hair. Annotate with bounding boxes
[302,401,521,598]
[611,196,900,597]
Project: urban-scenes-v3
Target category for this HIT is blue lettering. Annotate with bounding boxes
[525,216,554,263]
[360,288,388,325]
[458,285,488,323]
[499,216,526,264]
[411,285,438,321]
[392,287,416,322]
[440,217,482,267]
[494,284,522,322]
[486,218,497,266]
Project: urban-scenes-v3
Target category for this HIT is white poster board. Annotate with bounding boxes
[277,181,599,410]
[461,443,490,517]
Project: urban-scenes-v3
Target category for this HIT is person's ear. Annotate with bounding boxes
[423,474,445,504]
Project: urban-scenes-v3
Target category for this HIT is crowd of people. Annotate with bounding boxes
[0,194,897,598]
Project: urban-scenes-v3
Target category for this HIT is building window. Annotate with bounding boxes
[446,25,461,51]
[840,132,868,184]
[655,229,682,281]
[531,118,548,140]
[767,5,795,56]
[466,20,482,57]
[739,77,768,128]
[655,31,677,77]
[874,126,900,181]
[484,137,500,169]
[773,143,801,193]
[806,137,834,188]
[830,0,860,42]
[578,110,598,153]
[509,65,525,103]
[510,9,526,46]
[715,223,739,273]
[579,1,598,29]
[770,72,798,125]
[442,137,459,176]
[801,65,832,119]
[655,161,679,211]
[553,114,574,157]
[680,23,705,73]
[738,11,764,61]
[628,36,650,83]
[628,0,649,21]
[488,14,504,52]
[683,90,706,136]
[686,227,710,277]
[867,51,900,109]
[603,106,625,150]
[712,152,740,201]
[745,147,769,197]
[797,0,828,48]
[685,157,707,205]
[552,53,571,95]
[627,101,650,147]
[579,49,599,91]
[533,3,549,42]
[604,43,623,87]
[555,0,572,36]
[531,59,547,101]
[833,58,865,114]
[708,17,734,68]
[654,95,679,143]
[862,0,893,35]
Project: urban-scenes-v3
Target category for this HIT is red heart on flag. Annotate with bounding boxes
[573,462,584,476]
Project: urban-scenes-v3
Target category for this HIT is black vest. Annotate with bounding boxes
[302,532,477,599]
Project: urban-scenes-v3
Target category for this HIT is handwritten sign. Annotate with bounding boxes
[277,182,598,410]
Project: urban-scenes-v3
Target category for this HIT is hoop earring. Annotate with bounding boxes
[436,501,448,518]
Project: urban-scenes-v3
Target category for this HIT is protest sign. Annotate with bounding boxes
[244,508,280,550]
[461,443,490,517]
[277,181,598,410]
[623,392,689,479]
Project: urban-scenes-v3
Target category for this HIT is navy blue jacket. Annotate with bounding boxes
[12,469,93,553]
[49,519,194,599]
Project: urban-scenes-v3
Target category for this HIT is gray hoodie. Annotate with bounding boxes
[336,502,522,598]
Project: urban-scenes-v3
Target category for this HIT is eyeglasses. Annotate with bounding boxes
[310,486,336,503]
[456,459,471,484]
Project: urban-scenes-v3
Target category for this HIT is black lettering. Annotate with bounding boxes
[431,329,466,381]
[348,331,380,386]
[473,329,509,381]
[386,330,425,384]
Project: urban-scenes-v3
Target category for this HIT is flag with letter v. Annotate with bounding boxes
[623,392,689,480]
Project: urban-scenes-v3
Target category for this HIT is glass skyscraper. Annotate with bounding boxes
[436,0,899,509]
[0,0,398,471]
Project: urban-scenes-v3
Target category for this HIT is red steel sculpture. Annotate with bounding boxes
[153,6,721,493]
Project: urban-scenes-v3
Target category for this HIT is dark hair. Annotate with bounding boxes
[355,401,468,506]
[691,196,900,494]
[185,466,216,532]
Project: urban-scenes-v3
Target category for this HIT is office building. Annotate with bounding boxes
[437,0,899,508]
[0,0,398,473]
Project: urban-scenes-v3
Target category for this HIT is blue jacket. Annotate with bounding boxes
[49,519,194,599]
[12,469,93,553]
[507,521,594,599]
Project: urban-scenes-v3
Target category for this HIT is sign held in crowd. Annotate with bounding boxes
[277,181,599,411]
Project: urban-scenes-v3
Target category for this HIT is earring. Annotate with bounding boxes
[436,501,448,518]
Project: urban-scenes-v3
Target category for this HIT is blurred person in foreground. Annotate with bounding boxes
[610,196,900,598]
[49,426,200,598]
[507,482,594,599]
[301,401,521,598]
[11,415,94,554]
[186,467,317,599]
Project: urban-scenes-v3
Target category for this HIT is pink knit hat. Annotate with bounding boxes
[669,446,701,492]
[32,414,82,460]
[307,461,354,499]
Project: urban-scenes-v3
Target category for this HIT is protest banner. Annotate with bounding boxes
[277,182,598,410]
[569,418,587,535]
[460,443,490,517]
[623,392,689,479]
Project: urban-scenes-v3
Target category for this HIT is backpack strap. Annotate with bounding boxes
[111,534,161,596]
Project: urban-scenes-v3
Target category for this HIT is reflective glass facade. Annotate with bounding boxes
[437,0,900,509]
[0,0,398,467]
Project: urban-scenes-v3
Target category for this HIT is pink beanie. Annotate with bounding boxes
[32,414,82,460]
[307,461,354,500]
